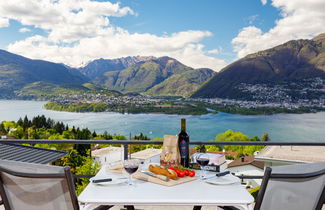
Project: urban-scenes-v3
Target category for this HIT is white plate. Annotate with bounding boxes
[90,177,127,186]
[205,174,240,185]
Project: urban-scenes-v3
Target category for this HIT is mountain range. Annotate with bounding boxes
[90,56,214,95]
[78,56,155,79]
[0,33,324,100]
[0,50,215,97]
[192,33,325,100]
[0,49,86,97]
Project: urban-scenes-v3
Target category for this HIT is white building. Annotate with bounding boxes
[92,146,161,166]
[92,146,124,165]
[227,156,264,188]
[131,148,161,164]
[255,146,325,167]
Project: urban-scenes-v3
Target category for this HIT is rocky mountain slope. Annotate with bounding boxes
[192,33,325,100]
[92,56,214,96]
[145,68,215,97]
[0,49,85,97]
[78,56,155,79]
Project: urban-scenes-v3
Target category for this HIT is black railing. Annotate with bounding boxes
[1,139,325,206]
[1,139,325,179]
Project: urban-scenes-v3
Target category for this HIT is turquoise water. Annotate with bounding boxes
[0,100,324,142]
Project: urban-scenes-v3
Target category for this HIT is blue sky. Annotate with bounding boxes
[0,0,324,70]
[110,0,279,62]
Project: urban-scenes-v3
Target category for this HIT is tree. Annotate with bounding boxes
[92,131,97,138]
[261,133,270,141]
[195,145,206,153]
[22,115,31,130]
[102,131,113,140]
[75,157,101,195]
[133,133,150,140]
[71,126,76,135]
[54,122,65,134]
[58,149,85,173]
[0,123,7,135]
[205,130,265,156]
[17,118,23,127]
[113,135,127,140]
[10,126,24,139]
[28,126,39,139]
[46,118,55,129]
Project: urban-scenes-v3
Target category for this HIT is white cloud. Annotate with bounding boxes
[207,49,220,55]
[19,27,31,33]
[0,0,225,71]
[0,17,9,27]
[8,30,226,70]
[261,0,267,5]
[232,0,325,58]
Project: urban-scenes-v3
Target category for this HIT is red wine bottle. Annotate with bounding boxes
[178,118,189,167]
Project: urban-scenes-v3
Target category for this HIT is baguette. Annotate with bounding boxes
[148,164,178,180]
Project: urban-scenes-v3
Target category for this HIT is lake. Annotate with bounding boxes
[0,100,324,142]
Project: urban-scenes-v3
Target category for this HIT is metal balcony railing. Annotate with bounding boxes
[1,139,325,180]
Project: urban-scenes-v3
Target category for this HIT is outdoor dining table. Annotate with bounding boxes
[78,166,255,210]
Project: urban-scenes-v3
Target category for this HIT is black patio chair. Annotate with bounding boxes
[254,162,325,210]
[220,162,325,210]
[0,159,114,210]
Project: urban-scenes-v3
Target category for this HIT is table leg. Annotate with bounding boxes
[236,204,253,210]
[193,206,202,210]
[124,205,135,210]
[93,205,114,210]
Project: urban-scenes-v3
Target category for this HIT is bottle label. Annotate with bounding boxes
[180,140,188,158]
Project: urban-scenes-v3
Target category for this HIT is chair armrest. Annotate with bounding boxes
[80,204,113,210]
[219,206,240,210]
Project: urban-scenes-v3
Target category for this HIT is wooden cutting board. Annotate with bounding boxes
[133,171,197,186]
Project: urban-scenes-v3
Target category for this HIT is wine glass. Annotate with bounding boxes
[196,153,210,179]
[123,159,140,186]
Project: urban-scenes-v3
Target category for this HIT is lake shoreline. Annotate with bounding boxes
[1,100,325,142]
[43,100,325,116]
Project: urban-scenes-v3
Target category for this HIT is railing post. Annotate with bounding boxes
[123,144,128,160]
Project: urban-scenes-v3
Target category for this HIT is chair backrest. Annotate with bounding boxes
[255,162,325,210]
[0,159,79,210]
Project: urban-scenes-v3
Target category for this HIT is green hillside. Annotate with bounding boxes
[0,49,85,98]
[146,68,215,97]
[92,56,194,93]
[17,81,121,98]
[192,33,325,99]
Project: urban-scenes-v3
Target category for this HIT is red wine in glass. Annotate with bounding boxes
[124,165,139,174]
[123,159,140,186]
[196,158,210,166]
[196,154,210,179]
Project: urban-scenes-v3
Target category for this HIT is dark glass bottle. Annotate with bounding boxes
[178,118,189,167]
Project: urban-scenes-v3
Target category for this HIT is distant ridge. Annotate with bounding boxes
[78,56,155,79]
[0,49,86,97]
[0,50,215,98]
[91,56,215,96]
[192,33,325,99]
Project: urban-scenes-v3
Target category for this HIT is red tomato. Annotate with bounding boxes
[188,171,195,177]
[184,170,189,176]
[178,171,185,177]
[172,169,179,175]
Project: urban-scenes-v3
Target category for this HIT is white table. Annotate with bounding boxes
[78,167,254,210]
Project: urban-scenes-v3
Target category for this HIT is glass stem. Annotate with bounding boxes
[128,174,132,185]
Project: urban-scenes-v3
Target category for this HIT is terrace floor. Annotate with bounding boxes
[108,206,218,210]
[0,205,222,210]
